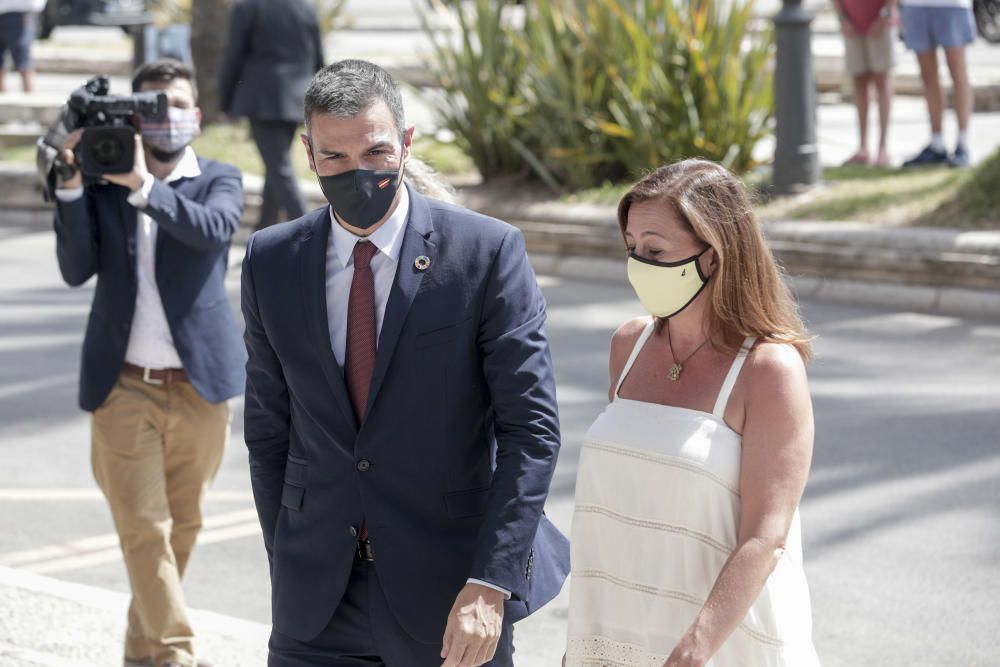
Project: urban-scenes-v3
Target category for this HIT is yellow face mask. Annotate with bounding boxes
[626,247,711,318]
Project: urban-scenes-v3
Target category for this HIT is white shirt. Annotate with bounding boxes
[900,0,971,7]
[0,0,45,12]
[324,185,510,599]
[56,147,202,370]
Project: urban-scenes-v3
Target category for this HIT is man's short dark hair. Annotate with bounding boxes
[303,59,406,137]
[132,58,198,102]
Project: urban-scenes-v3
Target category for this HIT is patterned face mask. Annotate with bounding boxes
[140,106,200,154]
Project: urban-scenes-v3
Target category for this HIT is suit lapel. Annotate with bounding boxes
[300,209,359,432]
[363,187,436,421]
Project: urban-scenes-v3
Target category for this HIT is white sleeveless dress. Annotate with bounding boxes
[565,321,820,667]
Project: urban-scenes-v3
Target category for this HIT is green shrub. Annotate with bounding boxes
[422,0,774,190]
[421,0,531,179]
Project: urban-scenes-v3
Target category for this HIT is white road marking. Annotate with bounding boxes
[0,509,262,573]
[0,489,254,502]
[0,374,77,402]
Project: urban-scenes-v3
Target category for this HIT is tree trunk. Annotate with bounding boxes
[190,0,235,125]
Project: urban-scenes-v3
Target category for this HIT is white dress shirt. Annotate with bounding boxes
[56,147,202,370]
[324,186,510,599]
[325,186,409,366]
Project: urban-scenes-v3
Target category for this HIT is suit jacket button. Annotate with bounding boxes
[357,459,371,472]
[349,526,358,537]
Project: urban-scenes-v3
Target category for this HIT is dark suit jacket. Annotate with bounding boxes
[242,186,570,643]
[53,157,247,412]
[219,0,324,122]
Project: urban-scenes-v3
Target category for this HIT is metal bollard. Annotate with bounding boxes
[773,0,822,193]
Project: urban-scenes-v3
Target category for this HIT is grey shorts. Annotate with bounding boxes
[844,29,896,75]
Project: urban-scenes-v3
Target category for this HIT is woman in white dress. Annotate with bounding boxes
[565,160,821,667]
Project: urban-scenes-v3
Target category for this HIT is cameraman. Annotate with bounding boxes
[52,59,244,667]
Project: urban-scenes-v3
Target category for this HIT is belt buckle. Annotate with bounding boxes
[141,367,164,386]
[356,539,374,562]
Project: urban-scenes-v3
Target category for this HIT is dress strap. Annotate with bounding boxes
[712,336,757,419]
[613,319,656,399]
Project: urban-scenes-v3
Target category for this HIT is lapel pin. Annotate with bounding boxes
[414,255,431,271]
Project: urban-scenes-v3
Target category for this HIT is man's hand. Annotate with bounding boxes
[440,583,505,667]
[59,129,84,190]
[103,133,149,193]
[839,15,858,38]
[869,7,897,36]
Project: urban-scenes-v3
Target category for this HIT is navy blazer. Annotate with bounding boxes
[218,0,324,123]
[53,157,247,411]
[242,186,570,643]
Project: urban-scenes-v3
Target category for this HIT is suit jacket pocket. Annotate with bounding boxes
[444,486,491,519]
[281,456,307,510]
[281,483,304,510]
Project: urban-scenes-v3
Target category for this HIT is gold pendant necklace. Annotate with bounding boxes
[665,319,710,381]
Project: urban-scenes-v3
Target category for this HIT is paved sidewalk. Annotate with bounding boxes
[0,557,570,666]
[0,566,268,667]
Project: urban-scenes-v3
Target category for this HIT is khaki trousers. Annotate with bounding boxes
[91,372,230,667]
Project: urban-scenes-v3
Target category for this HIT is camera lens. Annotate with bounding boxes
[91,134,126,167]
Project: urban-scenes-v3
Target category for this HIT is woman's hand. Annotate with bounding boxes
[663,635,708,667]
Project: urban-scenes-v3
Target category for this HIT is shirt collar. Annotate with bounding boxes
[329,184,409,268]
[164,146,202,184]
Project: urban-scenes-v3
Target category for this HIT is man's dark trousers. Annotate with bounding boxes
[250,119,304,230]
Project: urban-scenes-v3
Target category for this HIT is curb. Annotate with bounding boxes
[1,162,997,318]
[528,253,1000,319]
[0,563,565,667]
[462,189,1000,291]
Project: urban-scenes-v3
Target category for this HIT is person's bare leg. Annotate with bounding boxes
[943,45,971,134]
[873,71,893,166]
[20,68,33,93]
[847,72,873,164]
[916,50,944,136]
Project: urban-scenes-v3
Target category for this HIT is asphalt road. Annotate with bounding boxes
[0,220,998,666]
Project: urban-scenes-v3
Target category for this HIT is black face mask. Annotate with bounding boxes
[316,158,404,230]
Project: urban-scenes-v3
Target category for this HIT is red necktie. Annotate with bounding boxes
[345,240,378,423]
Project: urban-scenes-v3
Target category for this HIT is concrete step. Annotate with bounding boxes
[33,49,132,78]
[0,94,64,125]
[0,121,46,149]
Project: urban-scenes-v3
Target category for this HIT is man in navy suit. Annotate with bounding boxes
[53,59,245,667]
[242,59,569,666]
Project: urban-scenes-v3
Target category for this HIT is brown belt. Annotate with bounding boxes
[122,362,189,385]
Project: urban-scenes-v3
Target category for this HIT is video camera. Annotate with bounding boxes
[37,76,168,188]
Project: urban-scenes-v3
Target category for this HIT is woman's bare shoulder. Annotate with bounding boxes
[746,340,807,384]
[611,316,652,356]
